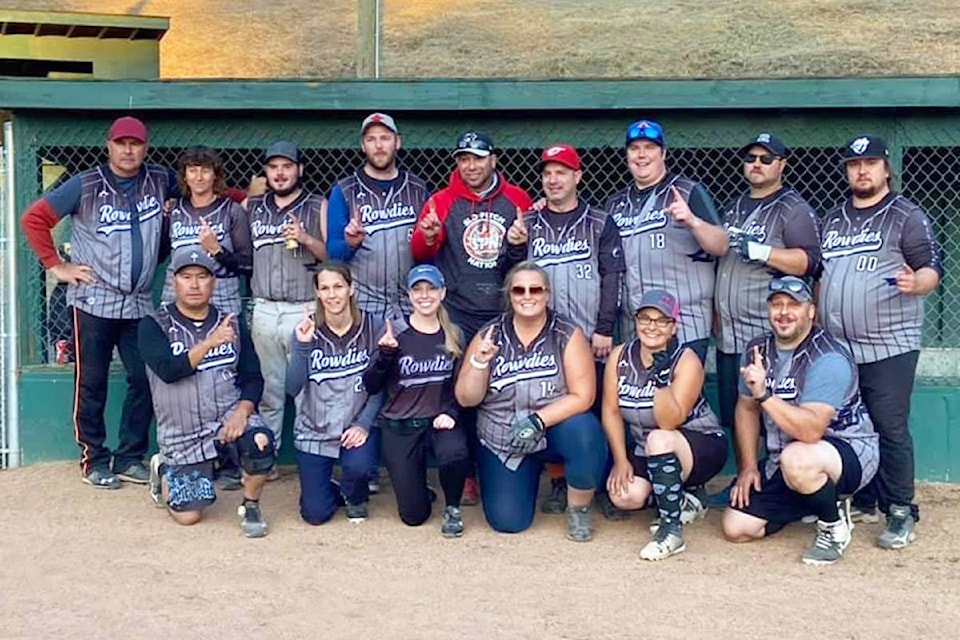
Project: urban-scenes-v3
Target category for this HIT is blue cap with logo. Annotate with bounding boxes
[408,264,445,288]
[625,120,665,148]
[453,131,496,158]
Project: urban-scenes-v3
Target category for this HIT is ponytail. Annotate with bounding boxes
[437,303,463,359]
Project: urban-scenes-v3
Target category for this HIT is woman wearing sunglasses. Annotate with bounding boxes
[286,262,383,525]
[456,261,607,541]
[601,289,727,561]
[363,264,470,538]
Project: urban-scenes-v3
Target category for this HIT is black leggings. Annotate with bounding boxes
[381,421,471,526]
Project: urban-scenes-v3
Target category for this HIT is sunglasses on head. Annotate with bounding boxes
[769,278,810,295]
[511,285,547,296]
[743,153,778,165]
[627,121,664,142]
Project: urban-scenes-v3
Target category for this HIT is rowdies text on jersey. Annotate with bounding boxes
[462,211,506,269]
[397,353,455,388]
[612,207,668,236]
[171,219,226,248]
[357,201,417,234]
[530,237,592,264]
[170,340,238,371]
[766,375,798,400]
[821,228,884,258]
[308,346,370,383]
[250,218,303,248]
[618,375,655,408]
[96,195,162,236]
[489,351,559,391]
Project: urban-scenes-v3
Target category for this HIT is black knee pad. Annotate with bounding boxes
[238,427,276,475]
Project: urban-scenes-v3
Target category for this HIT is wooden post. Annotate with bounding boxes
[357,0,379,79]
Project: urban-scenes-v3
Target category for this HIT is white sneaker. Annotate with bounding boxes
[801,517,851,565]
[649,490,708,533]
[148,454,163,508]
[640,524,685,561]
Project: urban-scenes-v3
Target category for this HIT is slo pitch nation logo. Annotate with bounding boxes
[462,211,506,269]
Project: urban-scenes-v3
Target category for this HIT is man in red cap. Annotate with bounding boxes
[21,116,179,489]
[500,144,625,514]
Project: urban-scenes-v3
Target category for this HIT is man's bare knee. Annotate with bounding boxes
[722,509,765,542]
[169,510,202,526]
[780,444,823,493]
[645,429,680,456]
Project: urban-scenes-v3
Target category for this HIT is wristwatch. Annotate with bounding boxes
[756,390,773,404]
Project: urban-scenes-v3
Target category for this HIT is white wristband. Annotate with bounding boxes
[469,355,490,370]
[747,241,773,263]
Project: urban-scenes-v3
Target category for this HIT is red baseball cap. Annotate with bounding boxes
[107,116,148,144]
[541,144,581,171]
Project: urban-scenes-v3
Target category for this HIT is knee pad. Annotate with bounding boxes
[239,426,276,475]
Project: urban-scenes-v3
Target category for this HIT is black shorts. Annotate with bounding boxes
[630,429,728,487]
[165,461,217,513]
[732,437,863,535]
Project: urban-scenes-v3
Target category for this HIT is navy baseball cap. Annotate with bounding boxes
[264,140,301,164]
[453,131,495,158]
[625,120,665,148]
[637,289,680,321]
[767,276,813,303]
[842,135,890,162]
[408,264,445,288]
[740,132,789,158]
[172,247,218,274]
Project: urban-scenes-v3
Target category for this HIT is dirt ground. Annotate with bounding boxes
[2,462,959,639]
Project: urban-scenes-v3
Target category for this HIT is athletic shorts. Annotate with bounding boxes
[731,437,862,535]
[630,428,728,487]
[165,461,217,513]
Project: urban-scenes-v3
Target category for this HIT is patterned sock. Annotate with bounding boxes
[647,452,683,528]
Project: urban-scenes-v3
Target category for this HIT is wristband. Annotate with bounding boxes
[756,390,773,404]
[469,354,490,370]
[746,241,772,263]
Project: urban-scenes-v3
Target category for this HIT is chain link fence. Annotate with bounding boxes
[10,112,956,368]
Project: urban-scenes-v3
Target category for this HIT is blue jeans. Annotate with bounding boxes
[295,441,375,525]
[477,412,608,533]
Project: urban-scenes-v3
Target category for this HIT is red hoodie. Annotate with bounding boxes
[410,170,532,331]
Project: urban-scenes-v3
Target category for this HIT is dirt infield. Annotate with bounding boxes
[2,462,959,639]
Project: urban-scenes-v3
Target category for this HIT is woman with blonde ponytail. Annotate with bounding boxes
[363,264,471,538]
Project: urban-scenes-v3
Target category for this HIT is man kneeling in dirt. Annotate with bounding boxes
[139,247,274,537]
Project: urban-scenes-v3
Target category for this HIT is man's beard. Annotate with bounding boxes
[367,152,395,172]
[852,183,883,199]
[271,175,301,198]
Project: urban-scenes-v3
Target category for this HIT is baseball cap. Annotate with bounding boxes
[767,276,813,303]
[107,116,148,144]
[408,264,445,289]
[740,132,789,158]
[625,120,665,148]
[452,131,495,158]
[637,289,680,321]
[263,140,301,164]
[361,112,399,135]
[172,247,218,274]
[842,135,890,162]
[541,144,582,171]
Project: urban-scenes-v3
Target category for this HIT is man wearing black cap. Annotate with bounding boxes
[712,133,822,503]
[140,247,275,537]
[818,134,942,549]
[20,116,179,489]
[247,140,327,454]
[723,276,878,566]
[410,131,533,506]
[604,119,728,363]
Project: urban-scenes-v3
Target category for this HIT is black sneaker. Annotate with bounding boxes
[346,503,369,523]
[441,506,464,538]
[237,500,268,538]
[541,478,567,514]
[82,467,121,490]
[877,504,916,549]
[115,462,150,484]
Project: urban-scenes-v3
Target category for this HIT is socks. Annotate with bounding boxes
[647,452,683,528]
[798,479,839,523]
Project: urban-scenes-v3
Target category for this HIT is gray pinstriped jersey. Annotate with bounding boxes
[615,339,721,456]
[521,204,621,338]
[818,195,940,364]
[716,188,820,353]
[68,165,170,319]
[248,191,323,302]
[476,312,577,470]
[744,329,878,489]
[147,304,244,466]
[606,176,715,344]
[161,197,248,314]
[337,169,429,321]
[293,312,379,458]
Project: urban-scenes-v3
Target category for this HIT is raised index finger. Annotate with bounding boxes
[222,312,236,326]
[515,206,524,223]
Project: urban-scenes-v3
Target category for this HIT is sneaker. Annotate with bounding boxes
[849,504,880,525]
[266,468,280,482]
[650,490,708,533]
[82,467,121,490]
[368,471,380,495]
[877,505,916,550]
[346,503,369,523]
[427,484,438,504]
[461,477,480,507]
[802,517,852,565]
[706,484,731,509]
[801,514,818,524]
[594,491,630,520]
[541,478,568,514]
[216,473,242,491]
[115,462,150,484]
[441,505,464,538]
[566,505,593,542]
[148,454,164,508]
[640,522,685,561]
[237,500,268,538]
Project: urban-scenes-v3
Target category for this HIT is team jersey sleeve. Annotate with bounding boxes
[780,202,822,278]
[362,345,398,394]
[215,204,254,276]
[236,317,264,404]
[900,207,943,278]
[44,175,83,218]
[325,185,356,261]
[797,353,852,409]
[596,214,626,336]
[285,334,312,397]
[138,315,195,384]
[688,183,722,226]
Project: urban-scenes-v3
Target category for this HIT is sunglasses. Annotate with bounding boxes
[768,278,811,295]
[635,315,674,328]
[743,153,778,165]
[511,285,547,296]
[626,120,664,144]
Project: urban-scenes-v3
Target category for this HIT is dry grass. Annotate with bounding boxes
[4,0,960,78]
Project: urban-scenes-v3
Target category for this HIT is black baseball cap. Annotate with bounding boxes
[263,140,301,164]
[452,131,495,158]
[740,133,789,158]
[842,135,890,162]
[767,276,813,303]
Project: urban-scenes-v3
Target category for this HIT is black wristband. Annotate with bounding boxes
[756,390,773,404]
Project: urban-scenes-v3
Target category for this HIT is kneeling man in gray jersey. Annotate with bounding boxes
[722,276,879,565]
[140,248,276,538]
